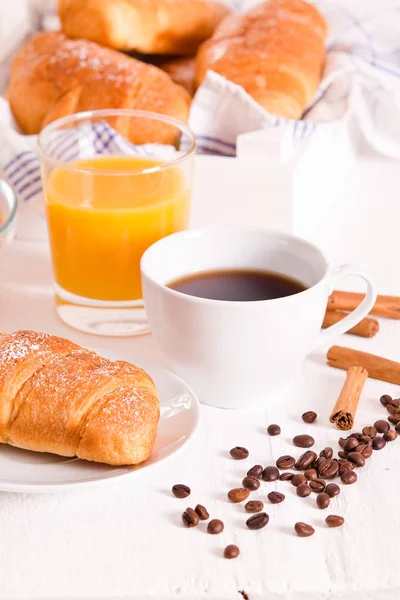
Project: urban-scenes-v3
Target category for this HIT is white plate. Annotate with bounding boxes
[0,352,200,493]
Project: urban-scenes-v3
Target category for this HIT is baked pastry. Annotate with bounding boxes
[0,330,160,466]
[196,0,327,119]
[157,57,197,95]
[7,31,191,143]
[58,0,231,55]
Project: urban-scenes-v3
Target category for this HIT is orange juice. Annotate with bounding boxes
[44,156,190,301]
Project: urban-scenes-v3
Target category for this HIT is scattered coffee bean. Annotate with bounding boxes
[242,476,261,491]
[246,512,269,530]
[208,519,224,534]
[386,403,400,416]
[294,522,314,537]
[380,394,392,407]
[343,437,359,452]
[325,483,340,498]
[358,444,373,459]
[362,426,377,438]
[305,469,318,481]
[172,484,191,498]
[279,472,294,481]
[384,429,398,442]
[302,411,317,423]
[395,422,400,434]
[293,434,315,448]
[309,478,326,493]
[297,483,311,498]
[268,491,285,504]
[389,399,400,408]
[374,420,390,434]
[319,459,339,479]
[262,466,280,482]
[338,461,355,476]
[245,500,264,513]
[359,435,372,445]
[338,451,348,459]
[228,488,250,503]
[388,414,400,425]
[341,470,357,484]
[372,436,387,451]
[230,446,249,460]
[295,451,317,470]
[195,505,209,520]
[275,456,295,470]
[291,474,307,487]
[224,545,240,559]
[247,465,263,479]
[349,432,362,439]
[316,492,330,509]
[319,447,333,459]
[347,452,365,468]
[182,508,199,527]
[338,437,346,448]
[267,424,281,436]
[326,515,345,528]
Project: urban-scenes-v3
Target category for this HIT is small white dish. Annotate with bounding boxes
[0,351,200,493]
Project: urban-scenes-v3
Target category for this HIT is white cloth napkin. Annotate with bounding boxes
[1,0,400,241]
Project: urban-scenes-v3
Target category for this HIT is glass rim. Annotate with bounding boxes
[37,108,196,176]
[0,179,18,235]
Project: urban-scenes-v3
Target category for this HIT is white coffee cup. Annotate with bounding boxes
[141,227,376,409]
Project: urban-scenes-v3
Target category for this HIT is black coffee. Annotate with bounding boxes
[168,269,307,301]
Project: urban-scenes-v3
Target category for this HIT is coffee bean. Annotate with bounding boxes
[318,459,339,479]
[316,492,330,509]
[230,446,249,460]
[195,504,209,520]
[338,437,346,448]
[384,429,398,442]
[293,434,315,448]
[182,508,199,527]
[359,435,372,445]
[341,471,357,484]
[279,472,295,481]
[338,461,355,476]
[242,476,261,491]
[349,432,362,439]
[380,394,392,407]
[374,420,390,434]
[347,451,365,467]
[172,484,191,498]
[305,469,318,481]
[291,474,307,487]
[228,488,250,503]
[208,519,224,534]
[224,545,240,559]
[262,466,280,482]
[362,426,377,438]
[319,447,333,459]
[388,414,400,425]
[389,399,400,408]
[386,403,400,416]
[276,455,296,469]
[295,451,317,470]
[267,424,281,436]
[245,500,264,513]
[268,491,285,504]
[246,512,269,530]
[325,483,340,498]
[326,515,345,528]
[395,422,400,434]
[344,437,360,452]
[338,451,348,459]
[247,464,263,479]
[309,478,326,493]
[302,411,317,423]
[372,436,386,451]
[294,522,314,537]
[297,483,311,498]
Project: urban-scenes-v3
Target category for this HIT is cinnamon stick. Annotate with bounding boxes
[328,291,400,320]
[327,346,400,385]
[329,365,368,430]
[323,310,379,338]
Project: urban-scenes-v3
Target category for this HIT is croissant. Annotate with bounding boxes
[195,0,327,119]
[7,31,191,144]
[58,0,231,55]
[0,331,160,466]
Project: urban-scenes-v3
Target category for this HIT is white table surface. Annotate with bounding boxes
[1,147,400,600]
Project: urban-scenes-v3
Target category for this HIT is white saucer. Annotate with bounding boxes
[0,352,200,493]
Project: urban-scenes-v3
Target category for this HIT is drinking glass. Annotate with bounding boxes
[38,109,195,336]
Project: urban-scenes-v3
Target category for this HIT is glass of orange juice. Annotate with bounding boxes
[38,109,195,336]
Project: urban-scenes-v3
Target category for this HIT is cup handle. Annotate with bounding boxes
[314,263,377,348]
